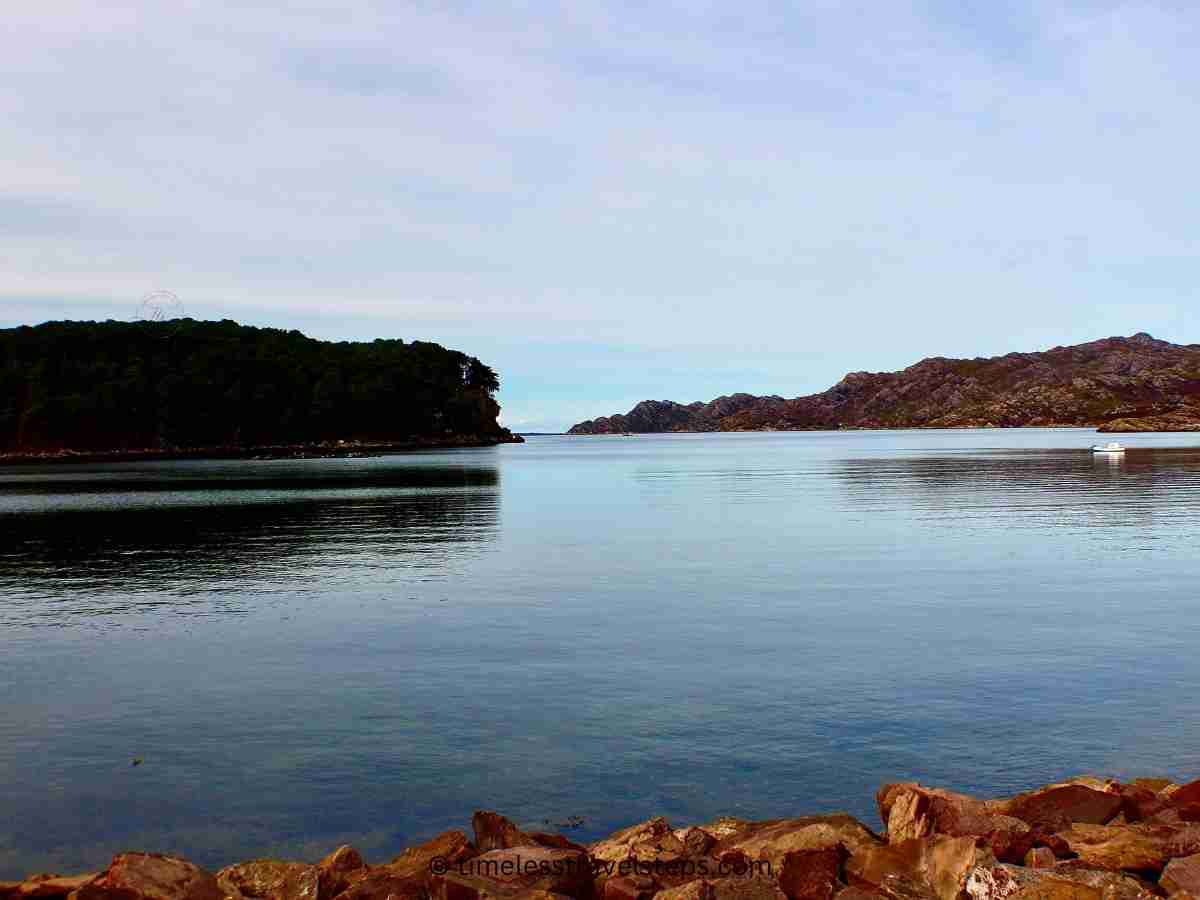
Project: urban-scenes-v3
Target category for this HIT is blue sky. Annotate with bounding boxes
[3,2,1198,431]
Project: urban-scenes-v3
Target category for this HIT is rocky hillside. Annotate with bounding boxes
[569,333,1200,433]
[6,774,1199,900]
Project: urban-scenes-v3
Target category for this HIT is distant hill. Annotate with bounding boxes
[0,319,519,453]
[568,333,1200,434]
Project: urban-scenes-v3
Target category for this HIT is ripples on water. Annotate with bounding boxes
[2,432,1200,878]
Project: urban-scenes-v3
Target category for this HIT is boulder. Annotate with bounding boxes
[1170,782,1200,810]
[678,831,717,859]
[1055,825,1170,875]
[529,836,590,854]
[714,817,883,870]
[963,864,1153,900]
[475,813,538,853]
[6,875,98,900]
[317,846,366,898]
[1162,855,1200,897]
[434,846,593,900]
[777,846,847,900]
[335,871,426,900]
[592,820,686,867]
[707,878,788,900]
[1117,788,1166,824]
[390,830,478,878]
[1168,782,1200,823]
[70,854,221,900]
[698,822,753,842]
[653,879,785,900]
[875,785,1033,863]
[1041,864,1157,900]
[654,883,713,900]
[1130,780,1174,794]
[1167,827,1200,858]
[332,830,478,900]
[1001,787,1122,832]
[605,876,659,900]
[215,860,319,900]
[846,835,991,900]
[1025,850,1057,870]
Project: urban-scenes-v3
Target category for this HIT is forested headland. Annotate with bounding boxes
[0,319,520,458]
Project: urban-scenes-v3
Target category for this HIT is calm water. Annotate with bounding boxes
[3,430,1200,877]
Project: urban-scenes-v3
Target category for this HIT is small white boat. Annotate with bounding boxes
[1091,442,1126,454]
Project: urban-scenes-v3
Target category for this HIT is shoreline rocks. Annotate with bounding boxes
[5,776,1199,900]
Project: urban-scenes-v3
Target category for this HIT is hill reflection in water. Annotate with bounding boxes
[835,447,1200,541]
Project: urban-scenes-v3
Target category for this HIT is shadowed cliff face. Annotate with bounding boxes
[568,333,1200,433]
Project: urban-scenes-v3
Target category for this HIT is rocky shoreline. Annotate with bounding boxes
[0,433,524,466]
[6,775,1199,900]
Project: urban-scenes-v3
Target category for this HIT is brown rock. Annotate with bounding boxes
[1043,864,1158,900]
[333,870,426,900]
[1002,787,1123,832]
[1031,834,1075,861]
[592,819,685,867]
[876,786,997,841]
[963,864,1153,900]
[529,836,590,854]
[698,822,753,842]
[317,846,366,898]
[1150,811,1186,826]
[1056,825,1169,875]
[1167,826,1200,858]
[1118,787,1167,825]
[1131,780,1174,794]
[390,831,478,878]
[1162,855,1200,897]
[715,817,883,871]
[435,846,593,900]
[1008,881,1101,900]
[475,813,538,853]
[215,860,318,900]
[832,890,885,900]
[11,875,98,900]
[875,785,1032,863]
[1026,849,1058,869]
[679,831,717,859]
[716,853,751,875]
[605,877,659,900]
[71,854,221,900]
[654,882,714,900]
[778,847,847,900]
[708,878,788,900]
[1170,782,1200,811]
[846,836,990,900]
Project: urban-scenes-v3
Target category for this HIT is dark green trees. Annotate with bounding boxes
[0,319,508,451]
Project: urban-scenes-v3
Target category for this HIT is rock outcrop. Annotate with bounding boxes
[6,776,1200,900]
[568,333,1200,434]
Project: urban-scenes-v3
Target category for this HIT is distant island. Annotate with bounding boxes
[0,319,521,462]
[569,333,1200,434]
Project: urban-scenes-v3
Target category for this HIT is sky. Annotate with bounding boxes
[3,2,1199,432]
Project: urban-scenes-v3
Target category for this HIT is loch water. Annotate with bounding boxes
[3,430,1200,877]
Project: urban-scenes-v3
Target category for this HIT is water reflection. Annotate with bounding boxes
[835,448,1200,539]
[0,460,500,624]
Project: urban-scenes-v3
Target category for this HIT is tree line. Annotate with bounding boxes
[0,319,507,451]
